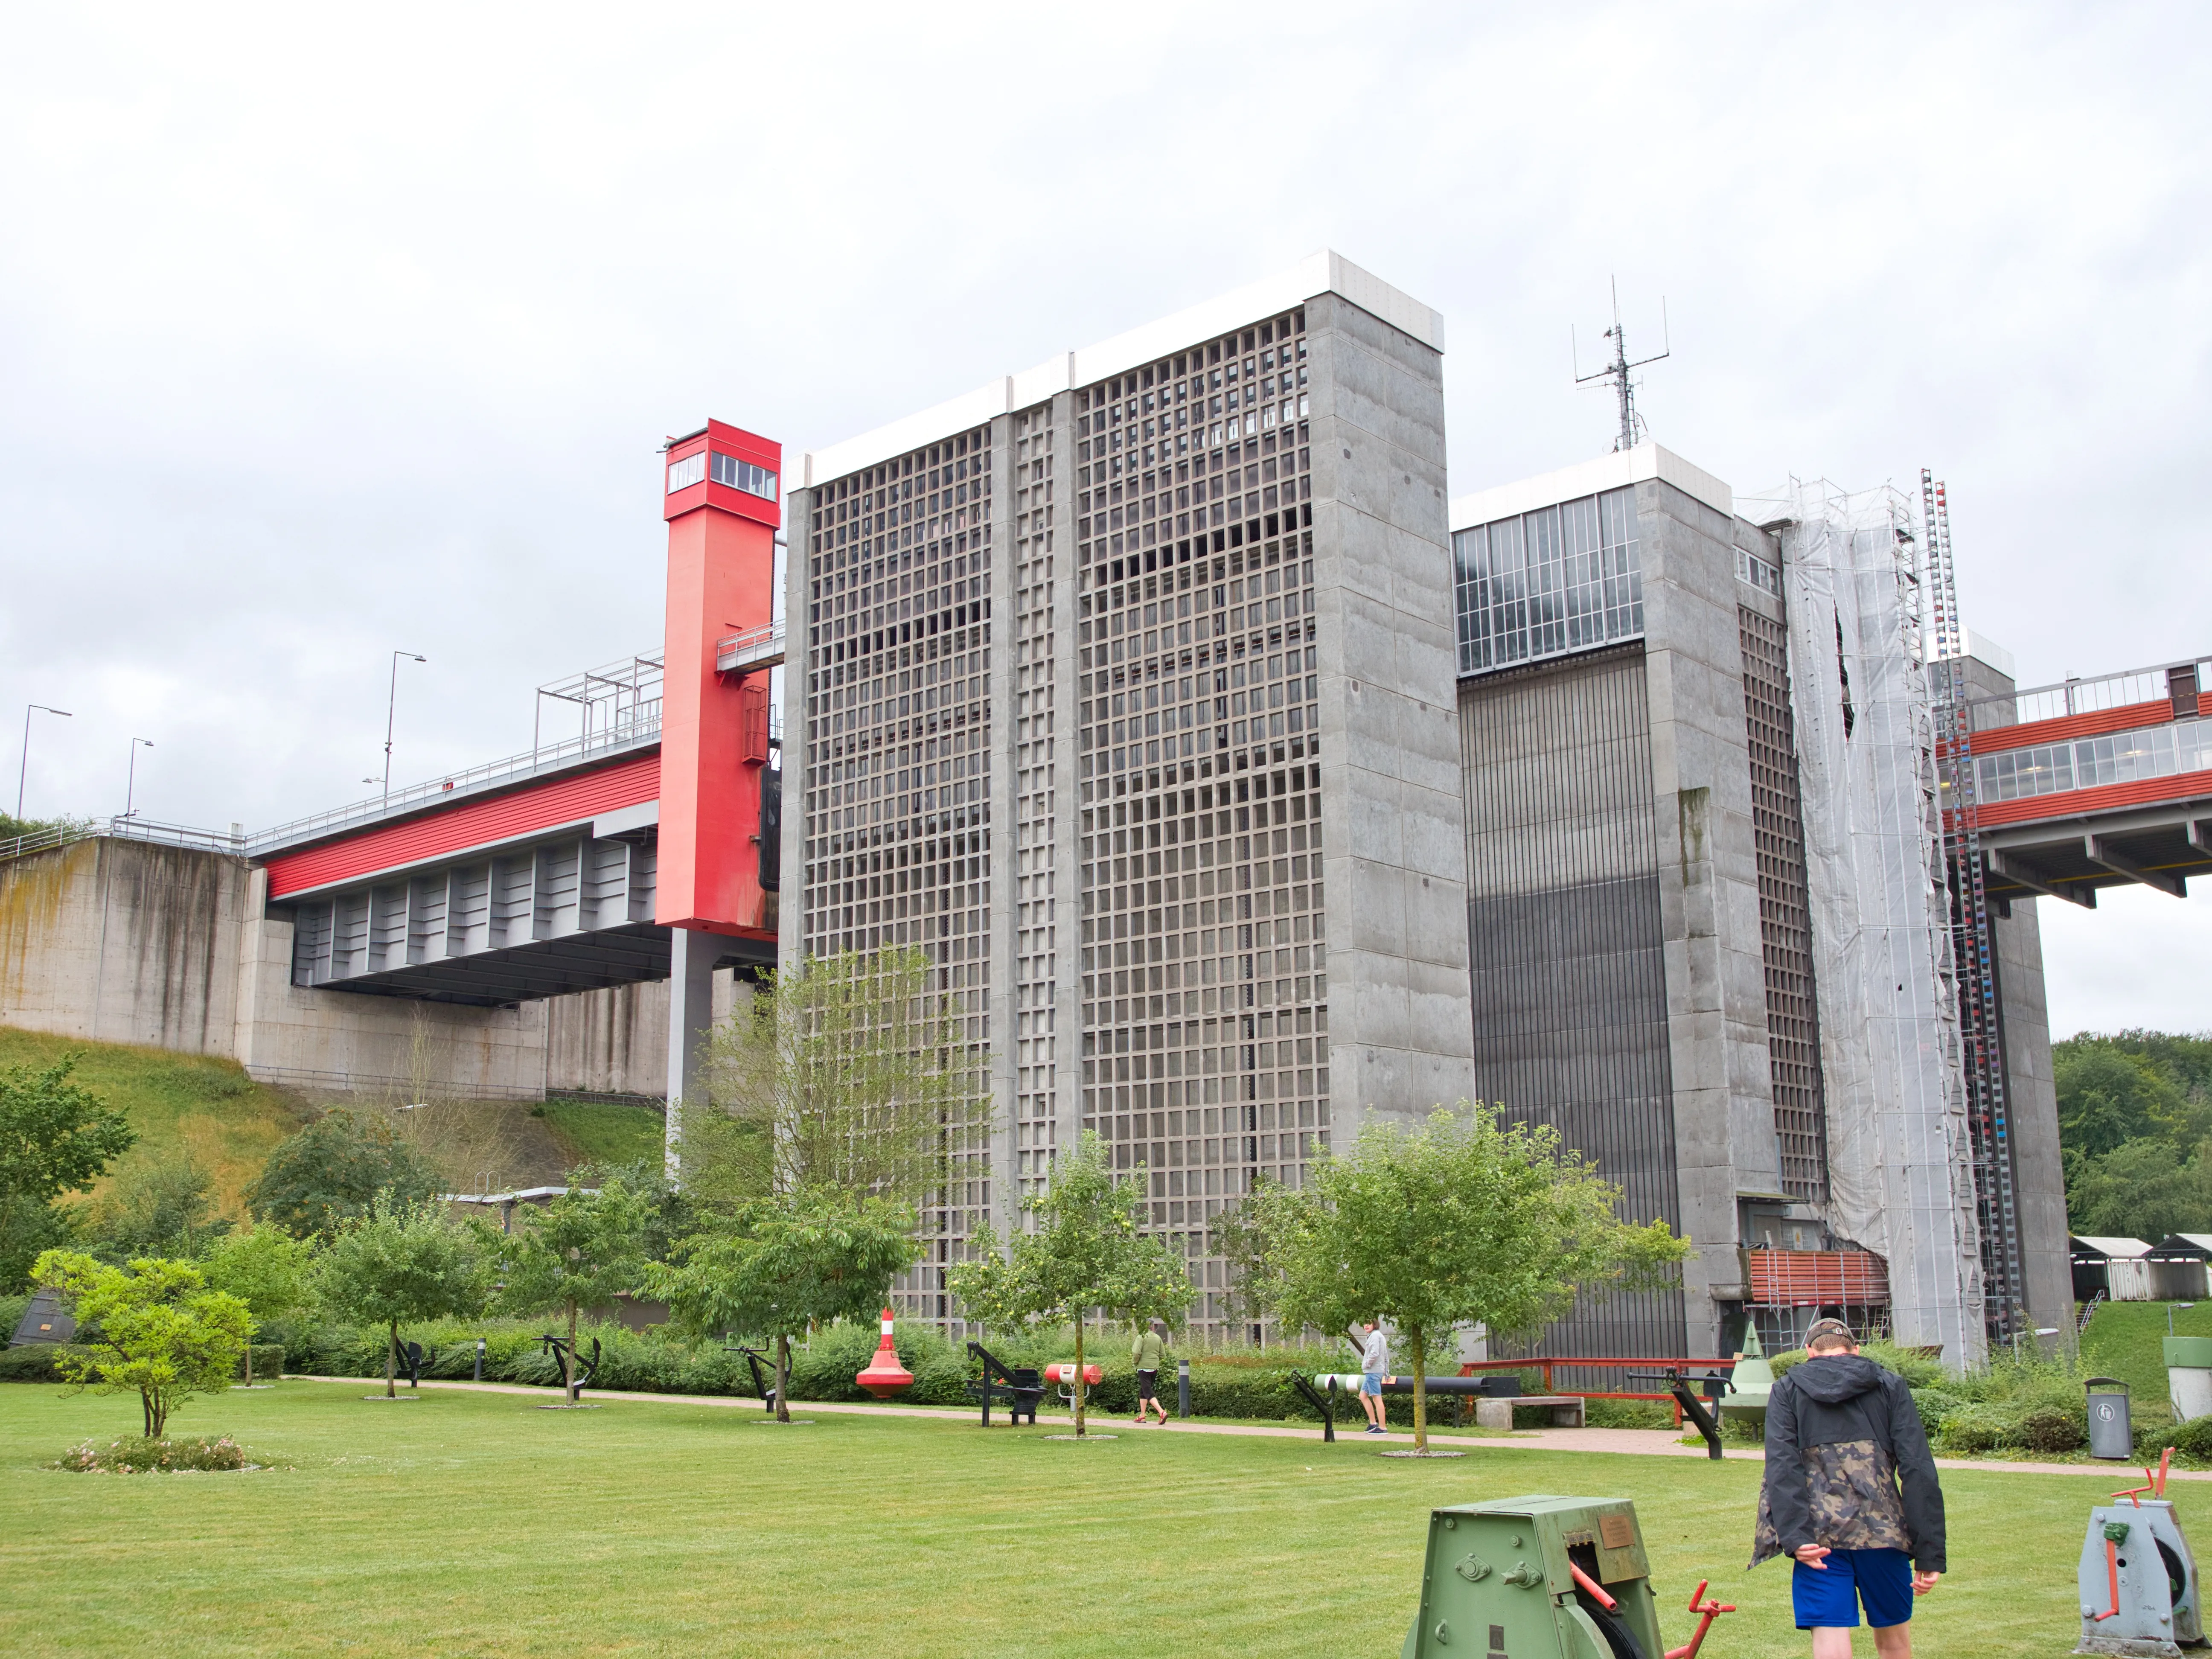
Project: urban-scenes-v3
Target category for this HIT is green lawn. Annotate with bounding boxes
[0,1382,2178,1657]
[536,1097,664,1172]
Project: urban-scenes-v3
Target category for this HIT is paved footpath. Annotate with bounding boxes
[294,1376,2199,1481]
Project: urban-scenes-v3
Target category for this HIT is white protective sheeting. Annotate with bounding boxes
[1744,481,1985,1368]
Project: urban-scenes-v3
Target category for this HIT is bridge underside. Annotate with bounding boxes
[282,824,774,1007]
[297,919,772,1007]
[1980,797,2212,909]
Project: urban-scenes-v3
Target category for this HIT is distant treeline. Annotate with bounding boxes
[2058,1030,2212,1238]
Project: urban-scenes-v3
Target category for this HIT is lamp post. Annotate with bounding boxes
[383,651,428,808]
[123,737,154,819]
[16,704,73,821]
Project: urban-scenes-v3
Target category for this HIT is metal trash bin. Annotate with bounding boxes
[2087,1376,2133,1461]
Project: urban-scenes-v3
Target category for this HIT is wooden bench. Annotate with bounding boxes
[1473,1394,1586,1430]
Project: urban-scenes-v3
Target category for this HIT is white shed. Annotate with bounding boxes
[2074,1236,2157,1302]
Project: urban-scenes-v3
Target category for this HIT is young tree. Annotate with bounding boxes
[682,946,986,1209]
[1234,1104,1687,1451]
[646,1189,920,1422]
[495,1179,655,1400]
[0,1055,136,1290]
[86,1153,231,1262]
[245,1109,441,1240]
[201,1226,317,1385]
[947,1131,1194,1437]
[313,1195,484,1397]
[33,1250,250,1436]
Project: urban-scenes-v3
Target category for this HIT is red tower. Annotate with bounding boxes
[657,419,780,937]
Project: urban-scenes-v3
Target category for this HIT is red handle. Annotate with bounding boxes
[1664,1580,1738,1659]
[2091,1539,2122,1622]
[1569,1562,1615,1610]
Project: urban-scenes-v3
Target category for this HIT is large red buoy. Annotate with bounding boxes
[854,1309,914,1398]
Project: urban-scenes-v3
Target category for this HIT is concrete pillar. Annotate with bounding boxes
[665,926,717,1180]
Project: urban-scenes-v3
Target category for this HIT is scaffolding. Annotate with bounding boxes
[1923,471,2026,1346]
[1746,477,1985,1367]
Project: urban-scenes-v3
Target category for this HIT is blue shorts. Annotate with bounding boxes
[1792,1547,1913,1629]
[1362,1372,1383,1394]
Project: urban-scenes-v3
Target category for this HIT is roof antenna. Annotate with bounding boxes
[1572,278,1670,452]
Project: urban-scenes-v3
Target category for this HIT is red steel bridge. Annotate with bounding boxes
[1956,654,2211,908]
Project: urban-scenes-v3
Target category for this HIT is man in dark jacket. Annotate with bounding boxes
[1752,1318,1945,1658]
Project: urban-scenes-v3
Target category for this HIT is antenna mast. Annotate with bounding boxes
[1573,278,1670,451]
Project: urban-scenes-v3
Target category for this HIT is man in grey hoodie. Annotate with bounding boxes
[1751,1318,1945,1659]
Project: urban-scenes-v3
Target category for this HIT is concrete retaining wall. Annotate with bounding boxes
[0,835,754,1105]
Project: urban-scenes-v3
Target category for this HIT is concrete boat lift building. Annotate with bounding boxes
[6,250,2208,1363]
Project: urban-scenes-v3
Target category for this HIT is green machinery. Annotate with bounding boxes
[1404,1495,1731,1659]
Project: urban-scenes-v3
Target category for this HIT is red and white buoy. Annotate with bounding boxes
[853,1309,915,1399]
[1044,1363,1103,1385]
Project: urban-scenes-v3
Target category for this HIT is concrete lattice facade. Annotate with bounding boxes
[780,255,1475,1336]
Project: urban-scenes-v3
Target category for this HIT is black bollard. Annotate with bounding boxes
[474,1337,485,1382]
[1177,1357,1190,1418]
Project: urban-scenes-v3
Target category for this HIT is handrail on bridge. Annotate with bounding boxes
[1966,650,2210,731]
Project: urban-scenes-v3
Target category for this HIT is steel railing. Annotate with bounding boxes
[245,713,663,855]
[1968,653,2209,731]
[1,815,249,867]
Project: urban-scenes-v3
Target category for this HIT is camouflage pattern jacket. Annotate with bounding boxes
[1750,1354,1946,1572]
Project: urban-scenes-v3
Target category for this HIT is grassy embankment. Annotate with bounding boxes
[0,1380,2164,1659]
[2081,1298,2212,1406]
[0,1026,662,1220]
[533,1097,664,1172]
[0,1026,300,1221]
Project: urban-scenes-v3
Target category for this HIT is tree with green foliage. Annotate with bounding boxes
[2056,1032,2212,1233]
[685,946,985,1209]
[647,1188,921,1422]
[313,1195,484,1396]
[2069,1137,2212,1241]
[0,1054,136,1290]
[1228,1104,1687,1451]
[86,1153,230,1262]
[495,1179,655,1400]
[948,1131,1194,1437]
[201,1225,317,1385]
[2056,1043,2192,1158]
[33,1250,250,1435]
[245,1109,441,1239]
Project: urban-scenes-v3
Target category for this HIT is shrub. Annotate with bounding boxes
[1910,1389,1967,1433]
[2016,1403,2088,1453]
[0,1344,68,1382]
[240,1344,285,1381]
[1940,1407,2017,1453]
[2163,1415,2212,1464]
[1585,1398,1675,1431]
[53,1434,255,1473]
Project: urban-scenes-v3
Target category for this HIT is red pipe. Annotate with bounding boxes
[2091,1538,2122,1621]
[1569,1563,1615,1610]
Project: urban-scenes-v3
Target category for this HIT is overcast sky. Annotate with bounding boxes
[3,3,2206,1037]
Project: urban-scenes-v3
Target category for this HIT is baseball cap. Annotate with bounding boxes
[1804,1317,1856,1350]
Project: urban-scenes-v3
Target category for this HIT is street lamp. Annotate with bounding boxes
[15,704,73,821]
[123,738,154,819]
[383,651,428,808]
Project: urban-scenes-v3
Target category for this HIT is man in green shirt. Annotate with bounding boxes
[1132,1320,1170,1426]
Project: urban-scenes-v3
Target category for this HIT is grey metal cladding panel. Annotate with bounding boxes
[1459,649,1659,898]
[1468,878,1676,1220]
[1458,643,1685,1358]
